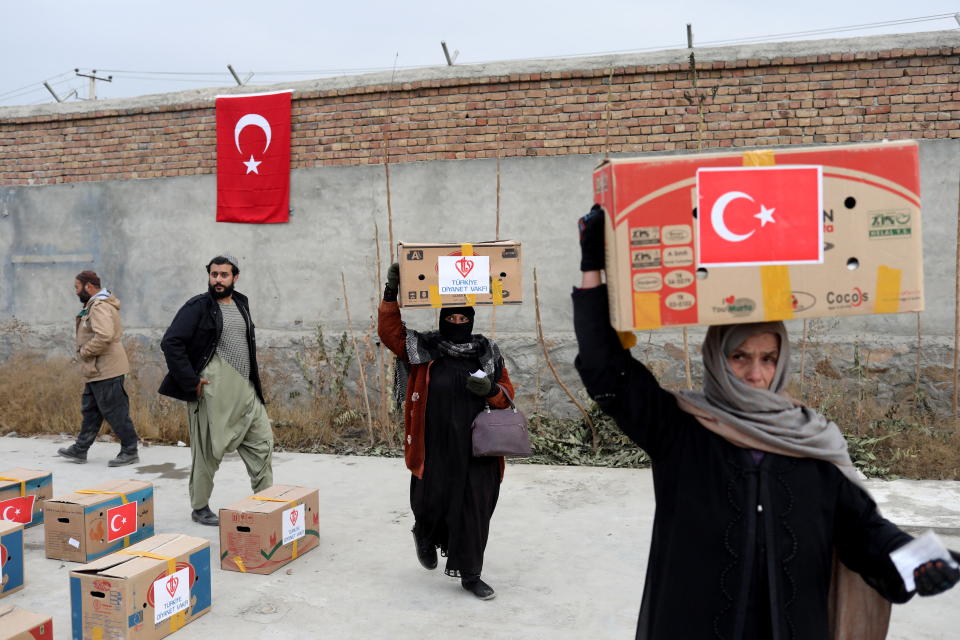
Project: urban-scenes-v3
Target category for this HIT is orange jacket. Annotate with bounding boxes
[378,300,514,479]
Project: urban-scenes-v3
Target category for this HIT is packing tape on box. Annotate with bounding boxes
[428,286,442,308]
[0,477,26,497]
[233,556,247,573]
[492,278,504,306]
[742,150,795,321]
[461,243,477,307]
[116,550,187,631]
[251,496,301,559]
[76,489,133,548]
[874,265,902,314]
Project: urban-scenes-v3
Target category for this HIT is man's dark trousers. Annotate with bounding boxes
[75,375,138,453]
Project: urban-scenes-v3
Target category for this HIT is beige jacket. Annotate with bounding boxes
[76,293,130,382]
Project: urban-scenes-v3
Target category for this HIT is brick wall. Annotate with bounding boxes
[1,41,958,186]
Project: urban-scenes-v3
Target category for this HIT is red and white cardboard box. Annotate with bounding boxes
[594,141,923,331]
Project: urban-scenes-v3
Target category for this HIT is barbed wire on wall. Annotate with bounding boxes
[0,12,956,107]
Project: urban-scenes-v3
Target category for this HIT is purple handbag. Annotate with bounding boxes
[471,384,532,458]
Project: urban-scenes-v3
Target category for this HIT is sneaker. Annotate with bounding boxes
[57,445,88,464]
[462,576,496,600]
[108,451,139,467]
[191,506,219,526]
[412,529,437,570]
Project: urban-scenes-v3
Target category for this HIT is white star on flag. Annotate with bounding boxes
[754,204,776,227]
[14,508,20,515]
[243,155,262,175]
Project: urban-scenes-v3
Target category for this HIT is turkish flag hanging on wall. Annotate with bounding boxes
[216,90,292,223]
[697,166,823,267]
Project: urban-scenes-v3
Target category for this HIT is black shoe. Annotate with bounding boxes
[412,529,437,570]
[108,451,139,467]
[57,445,87,464]
[191,506,219,526]
[462,576,496,600]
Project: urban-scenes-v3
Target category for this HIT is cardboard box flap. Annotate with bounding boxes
[48,479,151,506]
[401,240,519,247]
[224,485,317,514]
[0,605,51,628]
[72,534,189,577]
[0,468,49,487]
[0,519,23,535]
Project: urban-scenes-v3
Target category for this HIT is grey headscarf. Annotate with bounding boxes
[677,321,860,485]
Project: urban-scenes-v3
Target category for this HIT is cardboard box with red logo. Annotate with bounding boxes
[0,520,24,598]
[0,468,53,528]
[0,605,53,640]
[397,241,523,309]
[69,533,211,640]
[594,141,923,331]
[43,479,154,563]
[219,485,319,575]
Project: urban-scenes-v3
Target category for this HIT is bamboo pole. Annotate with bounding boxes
[341,272,374,443]
[491,125,502,338]
[954,171,960,418]
[799,319,809,400]
[383,53,399,263]
[603,66,614,159]
[374,222,389,427]
[914,312,922,410]
[534,268,597,447]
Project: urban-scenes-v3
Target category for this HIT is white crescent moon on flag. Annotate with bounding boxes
[234,114,272,155]
[711,191,755,243]
[1,506,13,520]
[110,514,123,532]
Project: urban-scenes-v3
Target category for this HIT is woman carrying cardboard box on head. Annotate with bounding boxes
[571,205,959,640]
[377,262,516,600]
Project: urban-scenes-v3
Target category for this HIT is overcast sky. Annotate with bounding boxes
[1,1,957,107]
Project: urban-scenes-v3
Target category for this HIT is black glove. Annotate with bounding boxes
[914,550,960,596]
[383,262,400,302]
[578,204,605,272]
[465,375,493,397]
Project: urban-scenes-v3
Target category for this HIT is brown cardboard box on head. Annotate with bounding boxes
[593,141,922,331]
[44,479,154,563]
[0,468,53,528]
[397,241,523,309]
[69,533,211,640]
[0,605,53,640]
[219,485,319,574]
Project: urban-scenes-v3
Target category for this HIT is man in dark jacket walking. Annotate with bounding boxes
[159,255,273,525]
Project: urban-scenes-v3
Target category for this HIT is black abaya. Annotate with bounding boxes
[410,355,500,577]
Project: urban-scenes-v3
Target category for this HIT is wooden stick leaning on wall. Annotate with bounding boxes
[383,53,399,263]
[533,268,598,448]
[374,222,390,427]
[914,312,922,410]
[799,319,810,400]
[341,271,374,443]
[954,169,960,418]
[491,125,503,338]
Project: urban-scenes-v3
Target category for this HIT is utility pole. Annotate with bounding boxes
[75,69,112,100]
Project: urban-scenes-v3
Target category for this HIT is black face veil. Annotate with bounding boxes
[439,307,475,344]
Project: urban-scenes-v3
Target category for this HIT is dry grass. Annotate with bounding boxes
[2,328,959,478]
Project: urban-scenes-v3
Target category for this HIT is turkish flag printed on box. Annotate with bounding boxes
[216,90,292,223]
[106,501,138,542]
[0,495,35,524]
[697,166,823,267]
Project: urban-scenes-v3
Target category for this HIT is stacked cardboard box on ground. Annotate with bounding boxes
[398,241,523,309]
[0,520,24,598]
[69,533,211,639]
[219,485,319,574]
[44,479,155,563]
[0,605,52,639]
[0,468,53,528]
[594,141,922,331]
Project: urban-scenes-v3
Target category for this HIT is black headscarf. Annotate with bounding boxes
[439,306,475,344]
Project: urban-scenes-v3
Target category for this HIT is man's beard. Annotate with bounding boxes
[78,291,91,304]
[209,283,234,300]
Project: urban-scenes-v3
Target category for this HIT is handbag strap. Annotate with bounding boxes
[485,383,517,412]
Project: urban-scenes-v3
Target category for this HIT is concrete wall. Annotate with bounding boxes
[1,139,958,416]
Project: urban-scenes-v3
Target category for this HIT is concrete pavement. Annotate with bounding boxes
[2,434,959,639]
